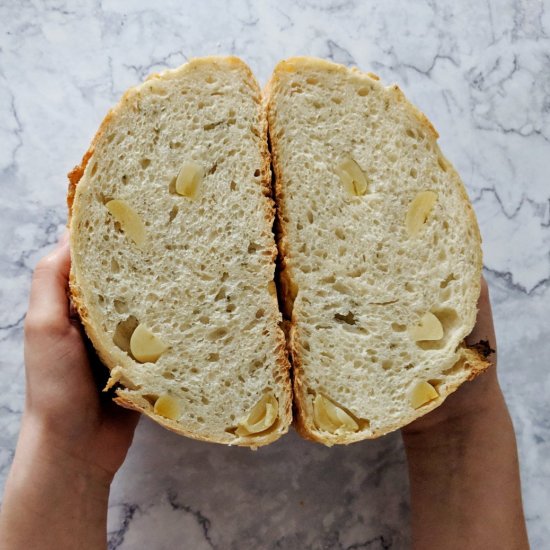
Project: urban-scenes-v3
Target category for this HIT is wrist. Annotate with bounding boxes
[1,416,110,548]
[15,412,114,492]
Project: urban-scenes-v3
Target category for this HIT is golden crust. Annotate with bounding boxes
[68,56,292,448]
[265,56,488,446]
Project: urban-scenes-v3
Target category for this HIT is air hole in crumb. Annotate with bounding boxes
[140,158,151,169]
[437,156,448,172]
[406,128,415,138]
[391,322,407,332]
[142,394,158,406]
[334,227,345,240]
[208,327,228,340]
[90,162,98,176]
[409,167,418,178]
[214,287,226,301]
[230,180,237,191]
[226,303,236,313]
[113,315,139,353]
[114,299,128,314]
[254,169,260,177]
[248,242,260,253]
[404,282,414,292]
[111,258,120,274]
[348,267,365,278]
[168,205,179,222]
[334,312,356,325]
[199,315,210,324]
[255,309,265,319]
[357,87,371,97]
[162,371,175,380]
[331,96,342,104]
[306,76,319,85]
[307,210,314,224]
[332,281,352,295]
[428,378,443,390]
[382,360,392,371]
[207,353,219,362]
[440,273,456,288]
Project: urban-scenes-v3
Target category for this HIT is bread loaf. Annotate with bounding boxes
[68,57,292,447]
[265,57,490,445]
[69,55,490,448]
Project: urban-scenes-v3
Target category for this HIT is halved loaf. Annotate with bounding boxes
[68,57,292,447]
[266,57,490,445]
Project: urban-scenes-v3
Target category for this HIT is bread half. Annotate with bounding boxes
[68,57,292,447]
[266,57,490,445]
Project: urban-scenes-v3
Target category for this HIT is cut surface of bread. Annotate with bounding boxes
[69,57,292,447]
[266,57,490,445]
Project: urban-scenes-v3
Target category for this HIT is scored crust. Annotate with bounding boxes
[265,56,491,446]
[68,56,292,448]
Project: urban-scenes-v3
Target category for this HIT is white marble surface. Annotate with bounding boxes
[1,0,549,548]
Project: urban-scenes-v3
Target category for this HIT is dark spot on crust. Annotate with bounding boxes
[470,339,495,358]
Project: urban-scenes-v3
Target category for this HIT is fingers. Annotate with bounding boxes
[466,277,497,362]
[25,233,72,335]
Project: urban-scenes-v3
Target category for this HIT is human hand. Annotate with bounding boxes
[401,278,529,549]
[401,277,501,438]
[22,231,139,478]
[0,232,139,549]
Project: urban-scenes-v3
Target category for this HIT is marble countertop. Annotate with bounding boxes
[1,1,549,548]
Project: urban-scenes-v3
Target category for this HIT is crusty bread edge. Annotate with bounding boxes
[265,56,490,446]
[68,56,292,448]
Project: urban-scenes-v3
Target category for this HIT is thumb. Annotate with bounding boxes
[26,231,71,333]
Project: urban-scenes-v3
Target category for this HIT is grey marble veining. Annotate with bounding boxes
[1,0,549,548]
